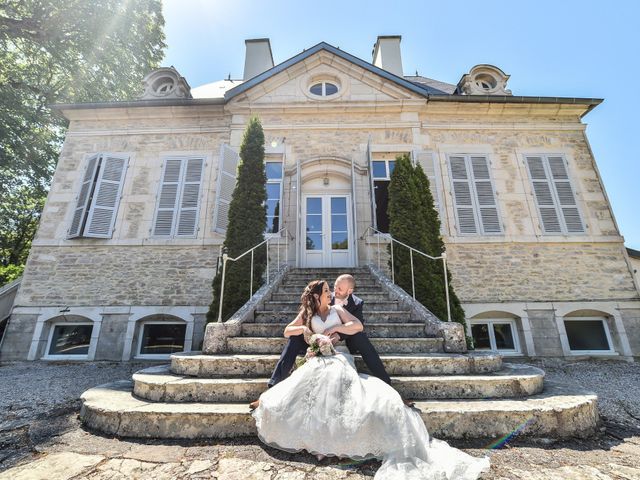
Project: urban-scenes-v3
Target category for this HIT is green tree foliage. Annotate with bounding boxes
[387,154,469,344]
[0,0,166,286]
[207,118,268,322]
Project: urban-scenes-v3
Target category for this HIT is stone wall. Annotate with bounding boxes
[16,245,219,307]
[445,242,638,303]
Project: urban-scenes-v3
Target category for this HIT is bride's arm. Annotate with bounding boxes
[283,312,312,342]
[324,305,364,336]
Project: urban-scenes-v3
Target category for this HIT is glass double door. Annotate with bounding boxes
[303,195,353,267]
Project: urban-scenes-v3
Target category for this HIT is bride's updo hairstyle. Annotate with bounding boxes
[299,280,327,330]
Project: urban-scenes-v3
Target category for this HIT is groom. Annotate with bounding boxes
[249,273,394,410]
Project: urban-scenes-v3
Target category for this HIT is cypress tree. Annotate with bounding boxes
[413,163,468,335]
[387,154,470,345]
[206,117,267,322]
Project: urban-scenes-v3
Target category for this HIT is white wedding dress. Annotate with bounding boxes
[252,306,490,479]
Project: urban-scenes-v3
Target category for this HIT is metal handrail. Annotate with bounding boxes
[217,228,289,322]
[362,226,451,322]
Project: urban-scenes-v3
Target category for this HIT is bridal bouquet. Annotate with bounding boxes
[305,333,336,359]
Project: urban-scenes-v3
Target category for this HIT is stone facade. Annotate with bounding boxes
[2,40,638,361]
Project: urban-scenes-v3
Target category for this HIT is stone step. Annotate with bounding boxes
[261,300,400,311]
[287,270,374,285]
[270,291,389,301]
[80,380,599,440]
[241,322,426,338]
[254,310,416,323]
[281,278,379,287]
[170,352,504,378]
[226,337,444,354]
[132,363,545,403]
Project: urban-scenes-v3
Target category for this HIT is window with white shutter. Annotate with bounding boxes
[525,154,585,234]
[447,154,502,235]
[67,153,129,239]
[414,151,444,232]
[213,145,239,233]
[152,156,205,238]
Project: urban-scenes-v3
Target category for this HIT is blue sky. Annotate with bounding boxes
[162,0,640,249]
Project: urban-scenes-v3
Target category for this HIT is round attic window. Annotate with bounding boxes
[151,76,176,95]
[309,81,339,97]
[473,73,498,91]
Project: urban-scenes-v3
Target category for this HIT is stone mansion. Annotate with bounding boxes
[1,36,638,362]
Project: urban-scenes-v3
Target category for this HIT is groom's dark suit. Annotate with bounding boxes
[267,293,392,387]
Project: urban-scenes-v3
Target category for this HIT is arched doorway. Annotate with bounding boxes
[299,157,355,268]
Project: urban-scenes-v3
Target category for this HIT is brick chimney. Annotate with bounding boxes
[372,35,404,77]
[243,38,274,81]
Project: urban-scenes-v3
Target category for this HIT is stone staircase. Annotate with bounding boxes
[80,267,600,441]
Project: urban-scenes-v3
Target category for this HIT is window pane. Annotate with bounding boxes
[140,323,186,354]
[306,234,322,250]
[49,324,93,355]
[325,83,338,95]
[266,183,281,200]
[266,199,280,216]
[331,197,346,214]
[331,232,348,250]
[493,323,515,350]
[306,197,322,214]
[265,162,282,180]
[310,83,323,95]
[388,161,396,176]
[331,214,347,231]
[471,324,491,349]
[372,161,387,179]
[565,320,610,350]
[266,215,280,234]
[306,214,322,232]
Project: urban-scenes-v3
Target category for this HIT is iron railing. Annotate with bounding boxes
[362,226,451,322]
[217,228,290,322]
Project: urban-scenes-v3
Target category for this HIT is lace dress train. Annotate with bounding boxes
[253,352,490,479]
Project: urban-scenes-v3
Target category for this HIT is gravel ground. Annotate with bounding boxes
[1,358,639,479]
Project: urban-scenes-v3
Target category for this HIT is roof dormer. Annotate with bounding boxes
[140,66,192,100]
[456,64,512,96]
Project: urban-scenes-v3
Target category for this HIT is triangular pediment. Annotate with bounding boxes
[225,43,428,105]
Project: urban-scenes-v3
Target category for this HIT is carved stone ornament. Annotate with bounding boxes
[456,64,512,96]
[140,66,192,100]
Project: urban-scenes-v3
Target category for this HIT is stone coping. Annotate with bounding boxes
[365,264,467,353]
[202,265,289,354]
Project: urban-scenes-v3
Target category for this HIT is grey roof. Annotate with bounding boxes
[404,76,456,95]
[627,247,640,259]
[51,41,603,117]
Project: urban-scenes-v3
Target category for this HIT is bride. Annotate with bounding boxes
[252,280,490,479]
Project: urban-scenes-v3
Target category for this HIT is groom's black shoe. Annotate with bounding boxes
[402,397,416,408]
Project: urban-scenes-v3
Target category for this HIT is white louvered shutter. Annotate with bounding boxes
[367,139,377,230]
[153,158,183,236]
[416,151,443,220]
[84,154,128,238]
[213,145,239,233]
[176,157,204,237]
[547,156,584,233]
[470,156,501,234]
[449,156,477,234]
[525,156,563,233]
[68,154,100,238]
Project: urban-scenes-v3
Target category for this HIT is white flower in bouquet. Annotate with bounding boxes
[306,333,336,358]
